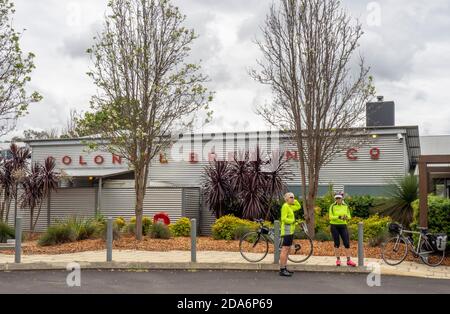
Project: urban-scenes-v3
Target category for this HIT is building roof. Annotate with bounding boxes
[420,135,450,155]
[60,168,133,179]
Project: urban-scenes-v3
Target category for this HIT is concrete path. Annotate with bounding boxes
[1,250,449,280]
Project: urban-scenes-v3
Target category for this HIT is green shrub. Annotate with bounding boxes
[149,222,172,239]
[115,217,126,230]
[123,222,136,235]
[142,217,153,235]
[126,216,152,235]
[0,222,15,243]
[315,230,332,242]
[314,212,330,234]
[348,215,391,244]
[233,225,253,240]
[412,196,450,248]
[315,185,336,216]
[346,195,377,219]
[65,217,99,241]
[38,224,77,246]
[170,217,191,237]
[211,215,258,240]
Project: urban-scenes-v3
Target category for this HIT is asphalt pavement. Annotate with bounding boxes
[0,270,448,294]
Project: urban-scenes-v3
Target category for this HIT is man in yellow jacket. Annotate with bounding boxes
[279,192,301,277]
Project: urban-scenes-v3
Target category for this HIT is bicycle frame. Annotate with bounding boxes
[397,229,434,256]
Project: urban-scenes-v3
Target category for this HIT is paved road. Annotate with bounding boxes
[0,270,448,294]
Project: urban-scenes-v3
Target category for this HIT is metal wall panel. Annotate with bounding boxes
[100,187,183,224]
[182,188,201,232]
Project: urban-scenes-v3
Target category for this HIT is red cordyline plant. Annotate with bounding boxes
[202,161,233,219]
[0,144,31,225]
[20,157,60,232]
[0,157,14,222]
[21,163,43,231]
[202,147,291,220]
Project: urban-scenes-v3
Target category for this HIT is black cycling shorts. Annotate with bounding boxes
[282,234,294,247]
[330,224,350,249]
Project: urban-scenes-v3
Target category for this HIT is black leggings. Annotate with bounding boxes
[330,224,350,249]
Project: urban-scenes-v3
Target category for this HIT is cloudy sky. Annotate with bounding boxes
[5,0,450,140]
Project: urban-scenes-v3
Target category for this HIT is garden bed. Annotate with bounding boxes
[2,236,449,266]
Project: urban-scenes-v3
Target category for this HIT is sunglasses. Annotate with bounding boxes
[289,196,294,199]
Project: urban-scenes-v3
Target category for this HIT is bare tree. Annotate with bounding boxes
[251,0,375,236]
[0,0,42,136]
[61,109,85,138]
[78,0,213,240]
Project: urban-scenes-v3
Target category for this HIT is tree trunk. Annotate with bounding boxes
[32,200,44,232]
[0,200,4,222]
[134,170,146,241]
[4,195,10,224]
[30,207,34,234]
[47,193,51,228]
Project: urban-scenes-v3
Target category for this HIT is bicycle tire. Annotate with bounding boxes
[287,232,314,263]
[418,239,446,267]
[239,231,269,263]
[381,236,408,266]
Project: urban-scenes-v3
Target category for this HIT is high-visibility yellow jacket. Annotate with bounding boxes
[328,202,351,225]
[280,200,301,236]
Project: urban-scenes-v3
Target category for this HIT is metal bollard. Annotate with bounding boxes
[191,219,197,263]
[15,217,22,264]
[358,222,364,267]
[274,220,280,264]
[107,217,113,262]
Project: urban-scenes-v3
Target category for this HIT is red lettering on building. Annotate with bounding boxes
[79,156,87,165]
[94,155,104,165]
[370,147,381,160]
[286,150,299,161]
[112,154,122,165]
[347,148,358,160]
[62,156,72,165]
[189,152,198,163]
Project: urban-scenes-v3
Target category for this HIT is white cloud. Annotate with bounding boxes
[3,0,449,141]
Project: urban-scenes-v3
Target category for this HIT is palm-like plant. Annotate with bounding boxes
[0,157,13,222]
[40,157,60,227]
[373,175,419,226]
[203,147,292,220]
[202,161,232,219]
[21,163,43,231]
[9,143,31,226]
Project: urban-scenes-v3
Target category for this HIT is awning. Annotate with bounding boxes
[60,168,133,179]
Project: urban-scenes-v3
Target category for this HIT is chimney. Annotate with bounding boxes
[366,96,395,127]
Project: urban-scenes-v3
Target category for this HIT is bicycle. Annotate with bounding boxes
[381,223,447,267]
[239,219,313,263]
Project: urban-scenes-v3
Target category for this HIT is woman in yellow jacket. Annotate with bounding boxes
[279,192,301,277]
[329,193,356,267]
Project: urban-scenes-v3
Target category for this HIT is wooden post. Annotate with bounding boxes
[419,160,428,228]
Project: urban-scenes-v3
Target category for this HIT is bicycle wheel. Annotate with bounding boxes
[381,236,408,266]
[419,240,446,267]
[239,231,269,263]
[288,231,313,263]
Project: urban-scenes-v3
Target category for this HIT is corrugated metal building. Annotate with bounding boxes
[2,100,426,234]
[4,126,418,234]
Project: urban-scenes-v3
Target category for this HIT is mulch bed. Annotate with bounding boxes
[2,236,449,266]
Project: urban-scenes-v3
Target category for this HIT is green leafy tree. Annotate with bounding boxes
[77,0,213,240]
[0,0,42,136]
